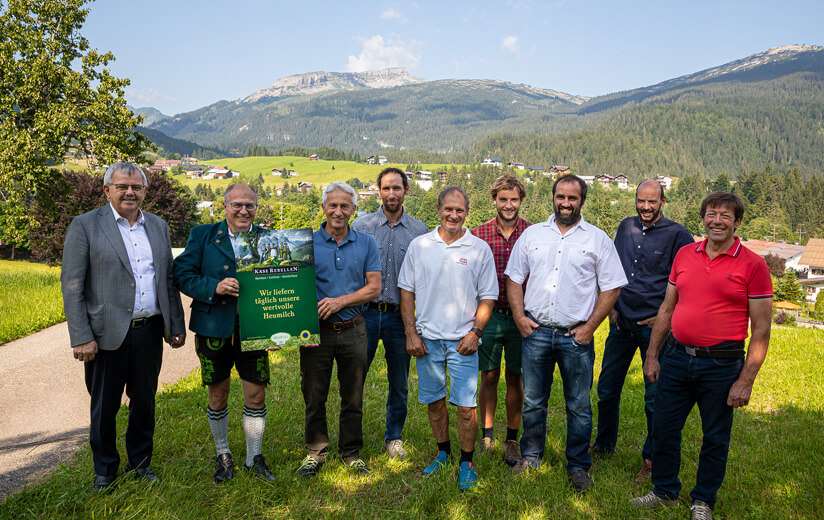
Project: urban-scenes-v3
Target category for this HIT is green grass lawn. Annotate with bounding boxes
[2,325,822,519]
[177,156,459,191]
[0,260,64,345]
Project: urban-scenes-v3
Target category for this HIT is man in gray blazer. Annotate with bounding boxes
[61,162,186,491]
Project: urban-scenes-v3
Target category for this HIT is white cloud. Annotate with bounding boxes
[501,35,520,56]
[346,35,421,72]
[126,87,177,106]
[380,8,405,21]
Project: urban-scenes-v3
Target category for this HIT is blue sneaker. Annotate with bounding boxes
[422,451,450,477]
[458,461,477,491]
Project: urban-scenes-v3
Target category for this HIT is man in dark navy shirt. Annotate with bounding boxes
[592,179,694,481]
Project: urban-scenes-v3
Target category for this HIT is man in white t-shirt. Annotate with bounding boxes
[398,186,498,492]
[505,174,627,493]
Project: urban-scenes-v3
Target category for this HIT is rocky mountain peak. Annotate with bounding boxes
[242,68,426,103]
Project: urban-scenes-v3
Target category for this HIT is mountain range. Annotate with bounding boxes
[139,45,824,179]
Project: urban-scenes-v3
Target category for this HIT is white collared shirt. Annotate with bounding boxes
[504,215,627,327]
[110,204,160,318]
[398,227,498,340]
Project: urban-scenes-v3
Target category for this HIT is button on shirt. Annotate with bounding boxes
[613,216,695,330]
[471,217,531,309]
[352,207,429,305]
[313,224,381,322]
[397,227,498,340]
[505,215,627,327]
[110,204,159,319]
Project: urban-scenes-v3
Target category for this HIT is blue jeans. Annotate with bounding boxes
[520,321,595,473]
[364,307,411,441]
[651,342,744,509]
[595,323,656,460]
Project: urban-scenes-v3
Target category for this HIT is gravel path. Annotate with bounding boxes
[0,297,199,501]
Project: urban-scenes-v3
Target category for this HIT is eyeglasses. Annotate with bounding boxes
[227,202,258,211]
[112,184,145,193]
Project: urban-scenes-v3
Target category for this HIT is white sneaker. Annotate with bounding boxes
[690,500,713,520]
[385,439,408,460]
[629,491,679,508]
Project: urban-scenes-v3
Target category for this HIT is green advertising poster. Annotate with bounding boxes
[232,227,320,351]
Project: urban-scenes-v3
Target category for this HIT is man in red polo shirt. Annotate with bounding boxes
[629,192,772,520]
[471,175,531,466]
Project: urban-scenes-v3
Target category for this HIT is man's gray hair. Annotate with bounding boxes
[437,186,470,211]
[322,182,357,207]
[103,162,148,186]
[224,183,258,203]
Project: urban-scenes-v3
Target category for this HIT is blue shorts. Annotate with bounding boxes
[416,337,479,407]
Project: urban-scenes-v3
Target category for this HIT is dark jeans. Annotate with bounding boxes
[364,307,410,441]
[84,317,164,477]
[520,321,595,473]
[651,342,744,509]
[300,322,367,459]
[595,322,656,460]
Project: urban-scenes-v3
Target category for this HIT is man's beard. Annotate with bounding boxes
[554,205,581,226]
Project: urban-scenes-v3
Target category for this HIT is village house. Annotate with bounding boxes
[309,154,319,160]
[529,166,547,176]
[365,155,389,165]
[482,158,503,167]
[798,238,824,279]
[298,181,313,194]
[579,175,595,185]
[549,165,570,175]
[614,174,629,189]
[595,174,614,187]
[655,175,674,190]
[507,162,526,170]
[438,171,447,183]
[416,170,432,180]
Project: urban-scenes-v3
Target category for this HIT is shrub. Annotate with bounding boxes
[774,311,787,325]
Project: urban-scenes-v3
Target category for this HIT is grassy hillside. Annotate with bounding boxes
[179,156,459,190]
[1,324,821,518]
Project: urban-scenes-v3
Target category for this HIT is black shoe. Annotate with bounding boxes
[94,474,114,491]
[569,469,592,493]
[297,455,324,478]
[245,454,275,481]
[214,452,234,483]
[133,467,161,484]
[344,457,371,476]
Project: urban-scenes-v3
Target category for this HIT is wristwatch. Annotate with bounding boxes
[470,327,483,338]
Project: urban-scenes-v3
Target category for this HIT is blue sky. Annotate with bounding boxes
[82,0,823,116]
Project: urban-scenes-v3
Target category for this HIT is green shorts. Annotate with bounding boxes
[195,331,270,386]
[478,310,522,373]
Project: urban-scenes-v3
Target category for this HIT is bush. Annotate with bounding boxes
[29,169,198,264]
[774,311,787,325]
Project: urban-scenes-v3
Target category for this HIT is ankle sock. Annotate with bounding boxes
[437,440,451,457]
[506,427,519,442]
[460,449,474,464]
[481,427,494,440]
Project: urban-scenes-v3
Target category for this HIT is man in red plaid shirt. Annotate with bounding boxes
[471,175,531,466]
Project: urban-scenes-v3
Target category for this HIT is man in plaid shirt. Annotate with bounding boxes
[471,175,531,466]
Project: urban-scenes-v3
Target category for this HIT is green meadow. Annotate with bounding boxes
[2,324,821,519]
[0,260,64,345]
[178,156,458,191]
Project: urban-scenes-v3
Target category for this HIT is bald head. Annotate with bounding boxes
[635,179,666,226]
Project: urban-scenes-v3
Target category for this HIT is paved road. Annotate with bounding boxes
[0,297,199,501]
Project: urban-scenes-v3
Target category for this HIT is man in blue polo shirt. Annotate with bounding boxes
[298,182,381,478]
[592,179,694,481]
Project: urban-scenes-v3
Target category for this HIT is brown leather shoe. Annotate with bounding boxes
[634,459,652,483]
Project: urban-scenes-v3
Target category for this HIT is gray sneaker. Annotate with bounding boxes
[629,491,679,508]
[690,500,713,520]
[385,439,408,460]
[507,457,539,477]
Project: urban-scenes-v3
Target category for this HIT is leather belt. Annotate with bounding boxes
[369,301,400,313]
[672,339,745,359]
[540,321,586,333]
[130,315,161,329]
[493,306,513,317]
[319,313,365,332]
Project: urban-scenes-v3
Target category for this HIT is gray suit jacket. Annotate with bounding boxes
[61,205,186,350]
